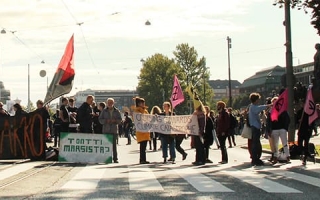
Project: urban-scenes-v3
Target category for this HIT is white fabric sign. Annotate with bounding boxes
[133,113,199,135]
[59,132,113,163]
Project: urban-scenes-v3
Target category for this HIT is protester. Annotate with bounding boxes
[159,102,176,164]
[210,110,220,149]
[77,95,94,133]
[99,98,122,163]
[203,106,214,163]
[150,106,161,151]
[59,97,70,133]
[93,102,105,134]
[248,93,272,166]
[123,111,133,145]
[227,107,237,148]
[133,97,150,164]
[269,96,291,164]
[67,98,78,133]
[0,102,10,117]
[296,101,314,165]
[192,104,206,165]
[216,101,230,164]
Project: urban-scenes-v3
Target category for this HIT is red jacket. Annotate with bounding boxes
[216,109,230,136]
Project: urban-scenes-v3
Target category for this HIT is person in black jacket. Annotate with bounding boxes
[77,95,94,133]
[204,106,214,163]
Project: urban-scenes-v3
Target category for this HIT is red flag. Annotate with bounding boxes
[44,34,75,104]
[304,86,318,125]
[271,88,288,121]
[170,75,185,109]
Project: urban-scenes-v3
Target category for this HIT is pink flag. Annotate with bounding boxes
[170,75,184,109]
[304,86,318,125]
[271,88,288,121]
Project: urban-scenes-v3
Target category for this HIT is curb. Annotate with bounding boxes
[240,146,320,164]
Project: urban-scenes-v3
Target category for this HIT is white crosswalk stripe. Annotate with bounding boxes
[173,168,234,192]
[129,167,163,191]
[61,165,108,190]
[219,168,302,193]
[1,160,320,194]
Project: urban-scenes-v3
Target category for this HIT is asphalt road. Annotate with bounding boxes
[0,135,320,200]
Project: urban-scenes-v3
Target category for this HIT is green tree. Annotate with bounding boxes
[137,53,185,111]
[274,0,320,35]
[173,43,214,110]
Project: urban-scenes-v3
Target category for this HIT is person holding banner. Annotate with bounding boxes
[133,97,151,164]
[150,106,161,151]
[99,98,122,163]
[160,102,176,164]
[204,106,214,163]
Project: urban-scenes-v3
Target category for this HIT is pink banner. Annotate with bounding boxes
[271,88,288,121]
[304,86,318,125]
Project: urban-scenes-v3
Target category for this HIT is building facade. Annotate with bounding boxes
[239,65,285,99]
[73,89,138,111]
[208,79,241,101]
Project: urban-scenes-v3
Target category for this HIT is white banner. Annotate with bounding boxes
[59,132,113,163]
[133,113,199,135]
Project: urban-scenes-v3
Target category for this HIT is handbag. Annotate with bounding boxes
[241,125,252,139]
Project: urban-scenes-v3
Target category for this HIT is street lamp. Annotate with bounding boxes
[227,36,232,107]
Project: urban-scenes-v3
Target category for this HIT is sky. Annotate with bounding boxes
[0,0,319,106]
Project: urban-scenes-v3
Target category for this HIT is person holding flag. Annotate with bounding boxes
[170,75,187,161]
[297,85,318,165]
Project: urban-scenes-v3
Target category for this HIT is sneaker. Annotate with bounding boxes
[168,157,173,161]
[182,153,188,160]
[205,159,213,163]
[172,159,175,164]
[218,161,228,164]
[114,160,119,163]
[163,158,167,164]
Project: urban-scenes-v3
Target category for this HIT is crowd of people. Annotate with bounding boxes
[1,89,319,166]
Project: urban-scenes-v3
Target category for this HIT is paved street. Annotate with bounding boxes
[0,135,320,200]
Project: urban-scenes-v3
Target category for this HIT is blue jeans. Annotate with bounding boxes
[251,126,262,163]
[160,135,176,159]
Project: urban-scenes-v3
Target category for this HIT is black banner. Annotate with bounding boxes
[0,109,47,160]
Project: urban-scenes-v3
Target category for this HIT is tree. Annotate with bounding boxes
[274,0,320,35]
[173,43,214,110]
[137,53,185,111]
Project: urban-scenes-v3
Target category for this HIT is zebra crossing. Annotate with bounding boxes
[0,160,320,195]
[59,161,320,194]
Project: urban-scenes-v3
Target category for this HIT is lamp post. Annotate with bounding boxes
[284,0,295,142]
[227,36,232,107]
[0,29,6,102]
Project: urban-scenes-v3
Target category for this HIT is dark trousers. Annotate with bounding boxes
[175,136,186,156]
[227,135,236,147]
[125,129,131,144]
[298,129,312,158]
[251,127,262,163]
[218,135,228,162]
[194,136,205,163]
[204,145,210,160]
[139,141,148,162]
